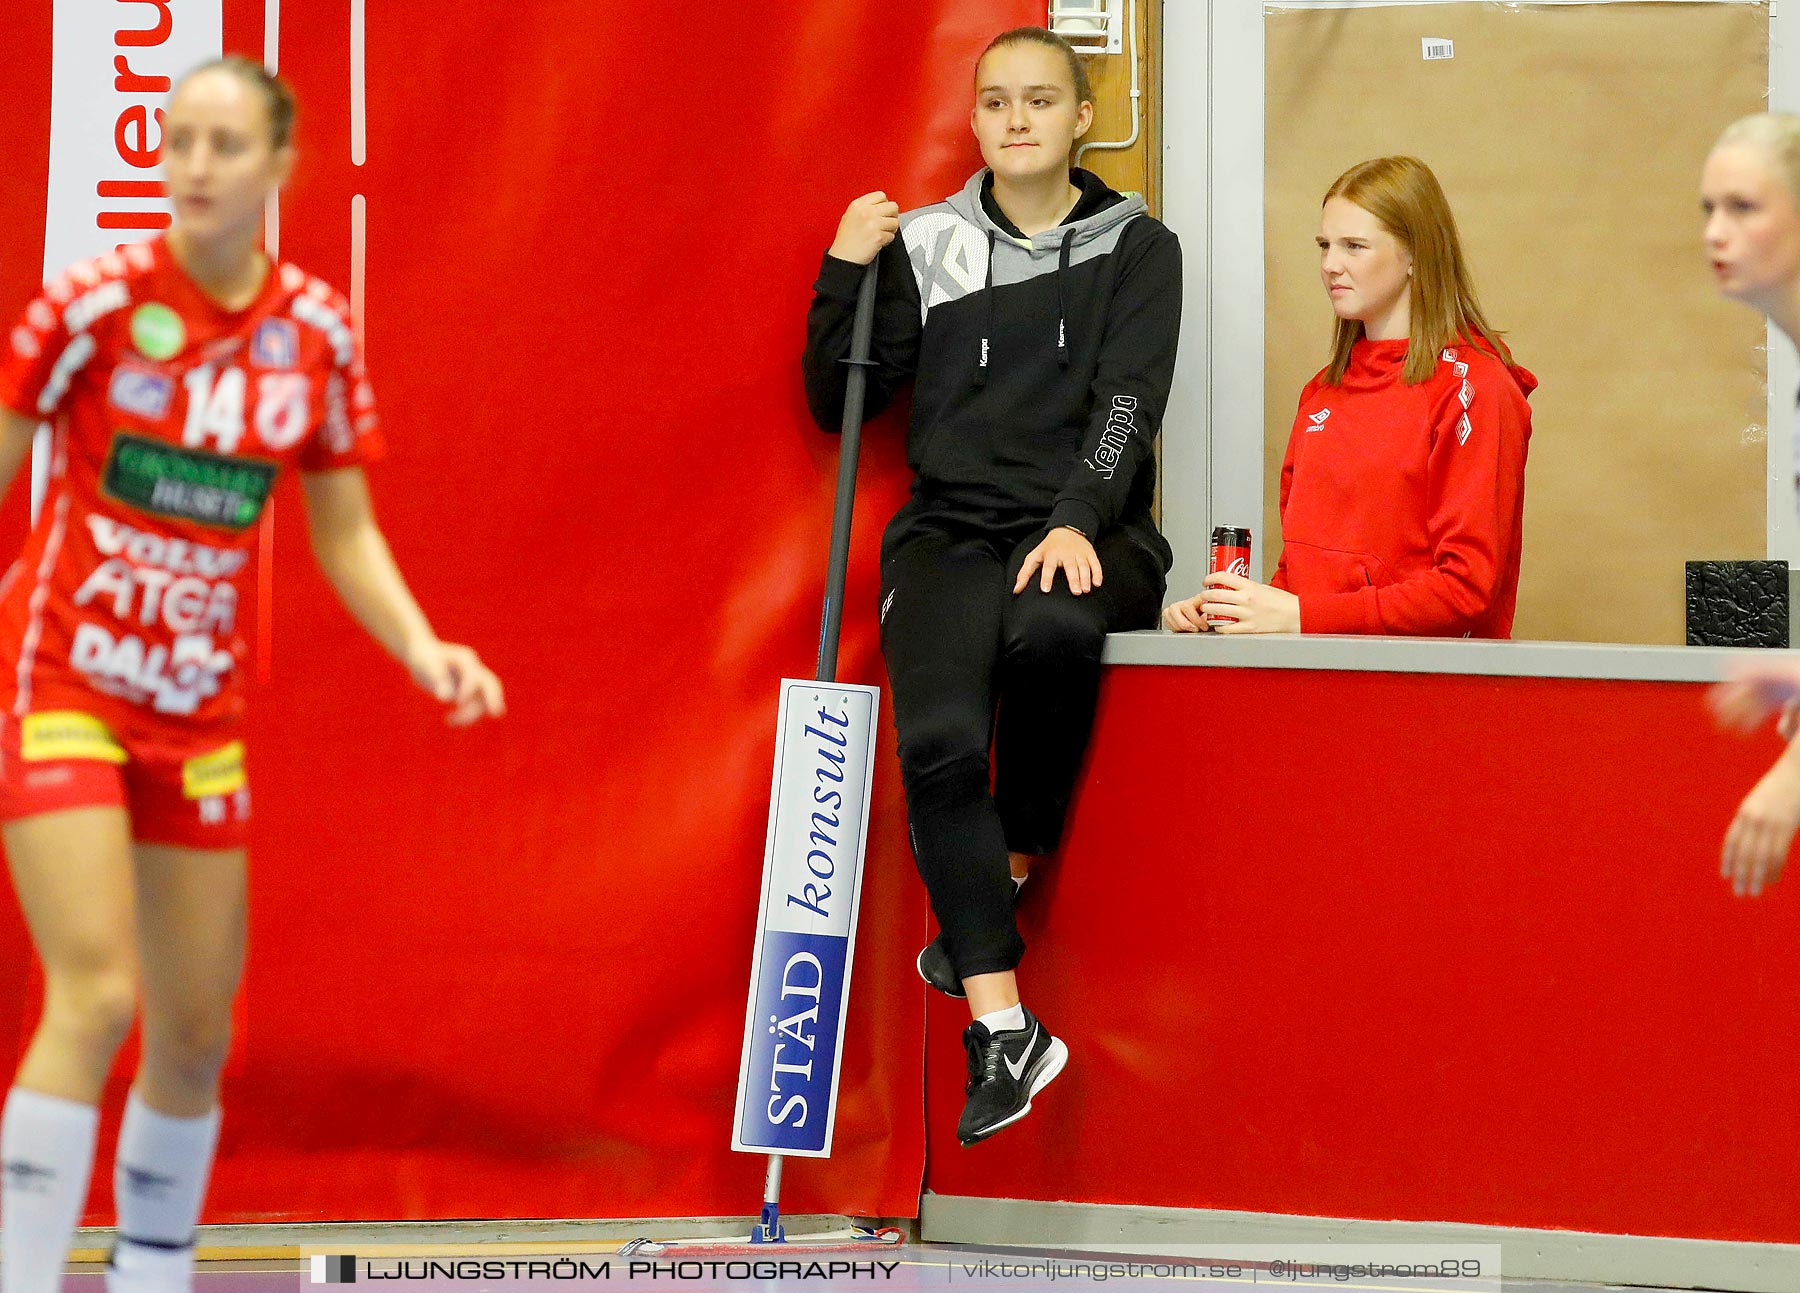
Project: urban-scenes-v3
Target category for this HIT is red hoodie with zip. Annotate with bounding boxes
[1271,337,1536,638]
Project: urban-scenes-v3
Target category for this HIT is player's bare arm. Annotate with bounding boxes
[301,466,504,725]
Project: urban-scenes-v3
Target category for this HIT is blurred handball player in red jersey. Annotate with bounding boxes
[0,57,502,1293]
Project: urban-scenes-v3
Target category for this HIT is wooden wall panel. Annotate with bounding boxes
[1264,3,1768,644]
[1076,0,1162,210]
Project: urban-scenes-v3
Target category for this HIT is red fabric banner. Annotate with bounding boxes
[0,0,1037,1223]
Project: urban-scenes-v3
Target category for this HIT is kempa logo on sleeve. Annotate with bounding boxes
[1083,394,1139,480]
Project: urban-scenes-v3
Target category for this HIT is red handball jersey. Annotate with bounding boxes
[0,236,383,736]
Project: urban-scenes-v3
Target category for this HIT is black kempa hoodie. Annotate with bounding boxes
[804,168,1181,567]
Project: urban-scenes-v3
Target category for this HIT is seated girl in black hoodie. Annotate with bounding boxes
[803,26,1181,1146]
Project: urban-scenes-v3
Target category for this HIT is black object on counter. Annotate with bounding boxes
[1685,560,1790,647]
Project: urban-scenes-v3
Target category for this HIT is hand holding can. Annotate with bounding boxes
[1206,527,1252,626]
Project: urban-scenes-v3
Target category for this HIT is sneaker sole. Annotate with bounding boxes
[916,946,966,999]
[958,1037,1069,1146]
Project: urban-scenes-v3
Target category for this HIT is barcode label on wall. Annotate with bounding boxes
[1422,38,1454,61]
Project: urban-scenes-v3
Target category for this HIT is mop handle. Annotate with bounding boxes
[765,262,879,1234]
[815,261,881,684]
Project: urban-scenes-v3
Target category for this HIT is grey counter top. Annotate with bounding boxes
[1101,631,1782,683]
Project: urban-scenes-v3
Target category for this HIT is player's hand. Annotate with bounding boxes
[1722,753,1800,897]
[1162,595,1211,633]
[1780,701,1800,742]
[1015,527,1102,596]
[406,639,506,726]
[828,192,901,266]
[1711,663,1800,733]
[1200,572,1301,634]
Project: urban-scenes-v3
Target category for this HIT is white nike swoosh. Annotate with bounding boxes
[1003,1026,1038,1082]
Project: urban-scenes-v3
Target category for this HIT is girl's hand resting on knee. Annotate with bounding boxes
[1015,527,1102,596]
[1200,572,1301,634]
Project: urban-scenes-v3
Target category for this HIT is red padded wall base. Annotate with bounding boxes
[924,665,1800,1244]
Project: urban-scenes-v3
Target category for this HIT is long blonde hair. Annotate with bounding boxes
[1322,156,1512,386]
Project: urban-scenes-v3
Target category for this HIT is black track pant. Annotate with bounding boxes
[878,515,1165,980]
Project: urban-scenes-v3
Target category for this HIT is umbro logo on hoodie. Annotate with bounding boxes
[1305,409,1331,432]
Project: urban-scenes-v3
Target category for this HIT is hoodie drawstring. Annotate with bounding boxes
[976,225,1077,387]
[1056,228,1073,368]
[976,229,996,388]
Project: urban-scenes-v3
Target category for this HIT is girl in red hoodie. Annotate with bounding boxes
[1165,156,1534,638]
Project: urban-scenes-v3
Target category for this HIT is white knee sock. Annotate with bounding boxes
[2,1087,101,1293]
[976,1004,1026,1033]
[107,1094,221,1288]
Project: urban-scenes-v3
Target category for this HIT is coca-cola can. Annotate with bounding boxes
[1207,527,1252,626]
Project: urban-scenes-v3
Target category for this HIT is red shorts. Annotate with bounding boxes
[0,710,251,850]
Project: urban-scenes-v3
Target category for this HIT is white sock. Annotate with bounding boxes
[107,1094,221,1287]
[976,1004,1026,1034]
[2,1087,101,1293]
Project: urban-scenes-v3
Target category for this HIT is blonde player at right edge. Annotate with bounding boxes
[1704,114,1800,896]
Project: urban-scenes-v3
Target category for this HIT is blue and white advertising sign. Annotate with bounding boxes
[732,678,880,1157]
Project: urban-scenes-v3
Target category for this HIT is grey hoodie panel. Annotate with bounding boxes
[899,170,1145,318]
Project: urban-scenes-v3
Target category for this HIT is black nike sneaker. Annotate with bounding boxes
[916,936,965,998]
[918,882,1025,999]
[957,1007,1068,1146]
